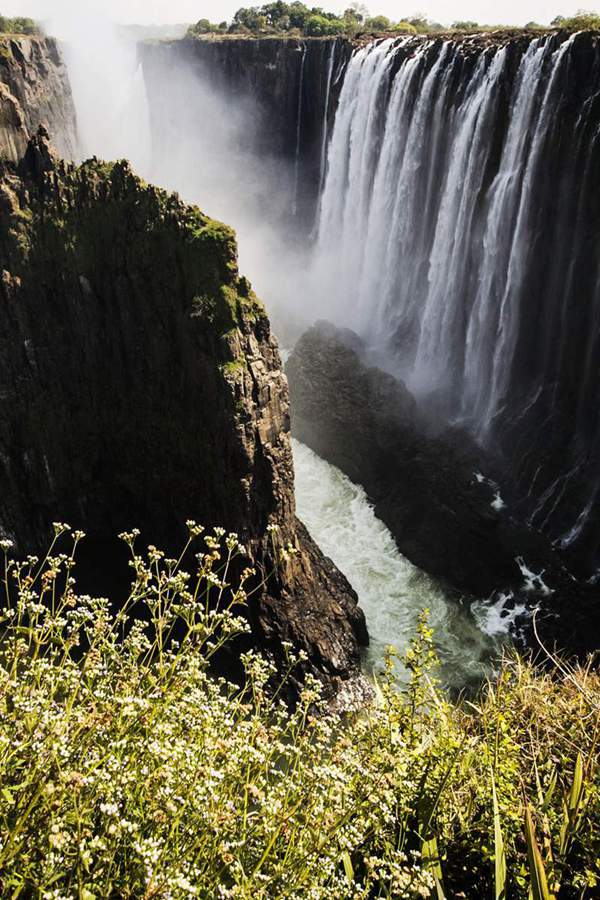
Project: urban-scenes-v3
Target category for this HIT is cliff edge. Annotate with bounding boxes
[0,131,369,704]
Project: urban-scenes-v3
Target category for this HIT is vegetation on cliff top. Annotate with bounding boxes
[186,3,600,37]
[187,3,430,38]
[0,524,598,898]
[0,15,37,35]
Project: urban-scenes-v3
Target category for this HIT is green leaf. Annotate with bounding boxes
[422,835,446,899]
[525,805,553,900]
[341,851,354,885]
[559,752,585,857]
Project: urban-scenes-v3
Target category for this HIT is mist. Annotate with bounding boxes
[41,8,312,340]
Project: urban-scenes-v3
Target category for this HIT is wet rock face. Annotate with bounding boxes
[0,133,368,704]
[287,322,599,656]
[0,36,78,161]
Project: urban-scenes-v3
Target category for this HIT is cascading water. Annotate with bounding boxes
[293,439,502,687]
[292,42,307,217]
[317,41,337,198]
[314,32,600,565]
[59,24,600,673]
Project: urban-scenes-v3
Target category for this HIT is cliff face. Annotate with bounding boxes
[0,36,77,161]
[0,131,368,704]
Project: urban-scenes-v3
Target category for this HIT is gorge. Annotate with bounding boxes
[2,24,600,694]
[138,29,600,657]
[3,15,600,896]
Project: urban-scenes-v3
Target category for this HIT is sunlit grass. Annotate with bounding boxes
[0,524,598,898]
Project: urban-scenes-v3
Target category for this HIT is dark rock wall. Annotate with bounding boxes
[0,36,78,161]
[0,133,368,704]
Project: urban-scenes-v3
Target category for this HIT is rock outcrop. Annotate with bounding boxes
[287,322,599,656]
[0,36,77,161]
[0,133,369,704]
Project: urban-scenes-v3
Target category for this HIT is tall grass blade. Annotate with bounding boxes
[422,835,446,900]
[525,805,554,900]
[341,851,354,885]
[559,752,584,857]
[492,770,507,900]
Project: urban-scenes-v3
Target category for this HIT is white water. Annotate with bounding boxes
[293,439,501,687]
[310,33,600,552]
[314,35,578,421]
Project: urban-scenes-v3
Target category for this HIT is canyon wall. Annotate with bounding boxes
[0,35,77,161]
[0,131,368,704]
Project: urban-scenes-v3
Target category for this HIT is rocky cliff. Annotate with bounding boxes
[0,131,368,704]
[0,35,77,162]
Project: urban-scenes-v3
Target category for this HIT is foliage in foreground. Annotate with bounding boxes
[0,525,599,898]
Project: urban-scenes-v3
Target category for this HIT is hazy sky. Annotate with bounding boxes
[3,0,583,28]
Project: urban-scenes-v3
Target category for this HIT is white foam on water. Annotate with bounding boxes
[472,592,527,636]
[516,556,554,595]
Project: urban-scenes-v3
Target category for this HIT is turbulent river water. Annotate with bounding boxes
[292,439,509,688]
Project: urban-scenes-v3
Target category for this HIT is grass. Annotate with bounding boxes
[0,523,598,898]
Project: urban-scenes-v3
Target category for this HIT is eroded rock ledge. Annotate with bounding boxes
[0,133,369,704]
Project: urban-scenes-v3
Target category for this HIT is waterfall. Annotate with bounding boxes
[292,42,307,217]
[317,40,337,199]
[314,33,600,563]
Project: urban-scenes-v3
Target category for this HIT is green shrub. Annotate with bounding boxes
[451,19,480,30]
[0,525,598,897]
[304,14,347,36]
[392,21,418,34]
[364,15,391,32]
[0,15,38,35]
[552,10,600,29]
[187,19,226,37]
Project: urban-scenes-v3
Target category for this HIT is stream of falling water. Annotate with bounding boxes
[292,439,505,689]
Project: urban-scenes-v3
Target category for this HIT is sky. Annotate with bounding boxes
[2,0,586,29]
